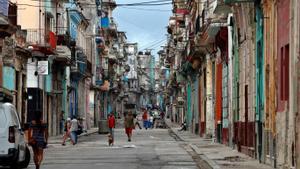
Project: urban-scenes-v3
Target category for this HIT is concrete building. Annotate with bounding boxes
[0,1,30,125]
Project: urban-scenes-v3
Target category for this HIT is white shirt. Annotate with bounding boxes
[70,119,78,132]
[149,116,154,123]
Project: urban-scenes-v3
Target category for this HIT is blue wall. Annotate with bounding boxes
[3,66,15,91]
[0,0,8,16]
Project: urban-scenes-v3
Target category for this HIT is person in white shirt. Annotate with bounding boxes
[70,117,78,145]
[149,116,154,128]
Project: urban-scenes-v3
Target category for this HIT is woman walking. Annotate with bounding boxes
[61,118,74,146]
[28,111,48,169]
[124,111,135,142]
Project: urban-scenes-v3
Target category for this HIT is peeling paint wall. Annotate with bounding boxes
[206,57,214,138]
[297,0,300,168]
[262,0,277,166]
[276,0,291,167]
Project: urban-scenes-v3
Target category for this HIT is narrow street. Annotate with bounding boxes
[28,129,198,169]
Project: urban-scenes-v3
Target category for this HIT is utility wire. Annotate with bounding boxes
[140,38,166,49]
[119,6,171,12]
[117,2,172,6]
[141,39,167,51]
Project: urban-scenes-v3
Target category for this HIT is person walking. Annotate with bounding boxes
[149,115,154,129]
[142,109,148,129]
[70,117,78,145]
[134,114,142,129]
[28,111,48,169]
[59,111,65,134]
[124,111,135,142]
[61,118,74,146]
[107,113,116,139]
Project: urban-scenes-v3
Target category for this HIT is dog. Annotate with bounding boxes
[108,133,114,146]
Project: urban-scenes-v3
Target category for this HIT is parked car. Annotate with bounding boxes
[0,102,31,168]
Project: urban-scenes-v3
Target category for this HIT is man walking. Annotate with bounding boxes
[70,117,78,145]
[142,109,148,129]
[107,113,116,139]
[124,111,135,142]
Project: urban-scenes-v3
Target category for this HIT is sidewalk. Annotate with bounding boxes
[48,128,98,144]
[165,119,273,169]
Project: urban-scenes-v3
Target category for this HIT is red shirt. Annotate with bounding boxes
[142,112,148,120]
[108,115,115,128]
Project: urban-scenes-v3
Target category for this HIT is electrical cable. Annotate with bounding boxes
[119,6,171,12]
[141,39,167,51]
[139,38,166,49]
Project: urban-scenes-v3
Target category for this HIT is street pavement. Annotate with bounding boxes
[165,119,273,169]
[26,128,198,169]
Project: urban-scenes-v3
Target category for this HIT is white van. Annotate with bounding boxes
[0,103,30,168]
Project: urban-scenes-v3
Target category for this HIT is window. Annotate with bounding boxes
[0,108,7,128]
[280,44,289,101]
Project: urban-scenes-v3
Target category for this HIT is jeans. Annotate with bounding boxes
[71,131,78,144]
[109,128,114,139]
[143,120,148,128]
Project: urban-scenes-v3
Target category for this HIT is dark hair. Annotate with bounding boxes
[34,111,43,123]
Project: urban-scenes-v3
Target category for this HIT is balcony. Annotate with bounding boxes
[224,0,254,4]
[101,0,117,9]
[0,2,18,38]
[26,29,56,57]
[70,48,87,79]
[213,0,232,16]
[56,27,70,46]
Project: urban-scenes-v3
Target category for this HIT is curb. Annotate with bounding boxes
[165,120,220,169]
[189,144,220,169]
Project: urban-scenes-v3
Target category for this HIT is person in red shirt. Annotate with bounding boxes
[107,113,116,139]
[142,109,148,129]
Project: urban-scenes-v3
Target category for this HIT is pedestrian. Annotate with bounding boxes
[142,109,148,129]
[60,111,65,134]
[70,117,78,144]
[107,113,116,139]
[149,115,154,128]
[124,111,135,142]
[61,118,74,146]
[77,117,83,135]
[134,113,142,129]
[28,111,48,169]
[160,111,165,119]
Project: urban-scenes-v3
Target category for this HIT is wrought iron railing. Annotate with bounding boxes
[26,29,49,46]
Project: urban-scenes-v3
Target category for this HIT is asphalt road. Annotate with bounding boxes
[24,128,198,169]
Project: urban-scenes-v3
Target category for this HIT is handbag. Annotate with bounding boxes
[27,128,36,146]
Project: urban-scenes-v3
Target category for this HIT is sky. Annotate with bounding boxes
[113,0,172,60]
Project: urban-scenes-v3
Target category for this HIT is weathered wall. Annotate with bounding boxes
[206,56,214,138]
[297,0,300,168]
[276,0,291,167]
[262,0,277,166]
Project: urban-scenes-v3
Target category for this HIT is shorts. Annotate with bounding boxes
[125,128,133,135]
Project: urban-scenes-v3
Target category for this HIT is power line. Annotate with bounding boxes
[120,0,171,4]
[139,38,166,49]
[119,6,171,12]
[117,2,172,6]
[141,39,167,51]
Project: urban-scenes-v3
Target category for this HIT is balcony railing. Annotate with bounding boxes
[26,29,56,49]
[70,49,87,76]
[56,27,70,46]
